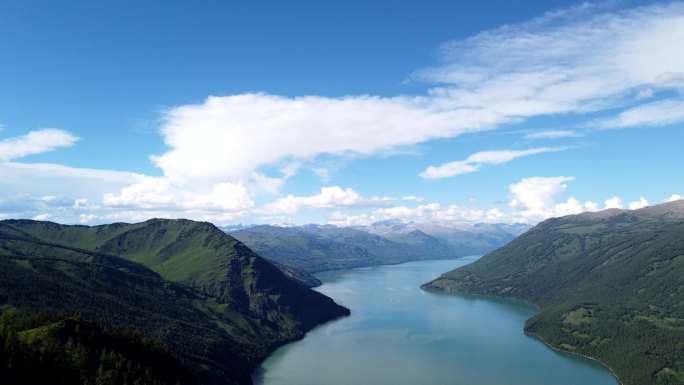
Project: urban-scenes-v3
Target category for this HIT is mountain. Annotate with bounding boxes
[230,222,525,273]
[359,221,529,256]
[423,200,684,385]
[0,314,197,385]
[0,219,349,385]
[229,225,388,273]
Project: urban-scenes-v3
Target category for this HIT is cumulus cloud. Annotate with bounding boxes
[508,176,574,215]
[628,197,649,210]
[503,176,608,221]
[150,3,684,191]
[258,186,391,215]
[153,94,503,188]
[327,203,491,226]
[604,197,625,209]
[6,2,684,225]
[667,194,682,202]
[103,176,254,213]
[0,129,79,161]
[420,147,566,179]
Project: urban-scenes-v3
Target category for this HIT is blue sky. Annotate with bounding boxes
[1,0,683,226]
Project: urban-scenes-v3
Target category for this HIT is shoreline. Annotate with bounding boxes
[526,331,623,385]
[421,284,623,385]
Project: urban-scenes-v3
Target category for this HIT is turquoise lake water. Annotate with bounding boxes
[254,257,618,385]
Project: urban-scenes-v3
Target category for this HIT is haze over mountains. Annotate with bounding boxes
[229,220,529,274]
[424,200,684,385]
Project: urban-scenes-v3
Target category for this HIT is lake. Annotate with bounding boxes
[253,257,618,385]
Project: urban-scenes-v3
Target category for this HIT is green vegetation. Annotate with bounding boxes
[0,311,196,385]
[423,200,684,385]
[230,223,523,273]
[0,219,349,385]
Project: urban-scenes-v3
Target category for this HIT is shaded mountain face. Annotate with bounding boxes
[0,219,349,385]
[230,222,525,273]
[423,200,684,385]
[0,315,197,385]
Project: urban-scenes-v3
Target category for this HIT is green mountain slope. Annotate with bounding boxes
[230,222,522,273]
[423,200,684,385]
[1,313,196,385]
[0,219,349,385]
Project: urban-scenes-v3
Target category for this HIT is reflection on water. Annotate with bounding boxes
[254,258,617,385]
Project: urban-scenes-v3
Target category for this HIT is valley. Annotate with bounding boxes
[229,221,527,274]
[423,200,684,385]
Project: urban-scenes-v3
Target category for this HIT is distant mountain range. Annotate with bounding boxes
[0,219,349,385]
[229,221,529,273]
[423,200,684,385]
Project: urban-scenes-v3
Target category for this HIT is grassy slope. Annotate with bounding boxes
[423,201,684,385]
[0,219,349,385]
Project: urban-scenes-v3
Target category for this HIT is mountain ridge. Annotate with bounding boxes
[423,200,684,385]
[230,221,527,273]
[0,218,350,385]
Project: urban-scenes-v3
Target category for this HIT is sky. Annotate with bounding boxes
[1,0,683,226]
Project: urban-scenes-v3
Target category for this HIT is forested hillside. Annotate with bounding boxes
[0,219,349,385]
[230,222,524,273]
[423,200,684,385]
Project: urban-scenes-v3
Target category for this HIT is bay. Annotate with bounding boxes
[253,257,618,385]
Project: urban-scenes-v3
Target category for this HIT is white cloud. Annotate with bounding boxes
[154,94,504,188]
[628,197,649,210]
[152,3,684,189]
[420,147,566,179]
[655,72,684,88]
[402,195,424,202]
[593,99,684,129]
[604,197,624,209]
[6,3,684,226]
[525,130,580,139]
[508,176,575,220]
[667,194,682,202]
[0,162,138,200]
[258,186,391,215]
[418,2,684,124]
[327,203,491,226]
[0,129,79,161]
[104,176,174,209]
[584,201,599,211]
[103,176,254,213]
[553,197,584,217]
[33,213,52,221]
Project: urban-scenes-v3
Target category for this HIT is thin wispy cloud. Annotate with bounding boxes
[420,147,567,179]
[0,129,79,161]
[525,130,581,139]
[417,2,684,121]
[146,2,684,192]
[3,2,684,225]
[592,99,684,129]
